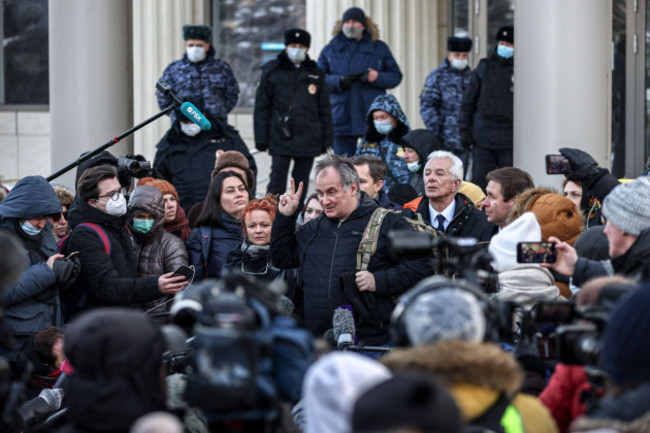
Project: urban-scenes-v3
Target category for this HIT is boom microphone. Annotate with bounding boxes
[180,101,212,131]
[333,308,356,350]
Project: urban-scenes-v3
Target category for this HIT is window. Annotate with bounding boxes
[212,0,306,108]
[1,0,49,105]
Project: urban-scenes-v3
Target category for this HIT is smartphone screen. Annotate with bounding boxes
[516,241,557,264]
[545,154,571,175]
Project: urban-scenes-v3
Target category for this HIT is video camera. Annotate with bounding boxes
[116,155,153,179]
[165,271,313,423]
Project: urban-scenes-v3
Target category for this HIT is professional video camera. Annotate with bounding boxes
[116,155,153,178]
[166,271,313,425]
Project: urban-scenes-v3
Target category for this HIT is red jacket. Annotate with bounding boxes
[539,364,589,433]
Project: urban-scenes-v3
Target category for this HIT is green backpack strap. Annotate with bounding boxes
[357,207,392,272]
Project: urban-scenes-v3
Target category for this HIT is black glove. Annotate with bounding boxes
[559,147,600,181]
[52,257,80,285]
[256,142,268,152]
[460,130,473,149]
[339,74,358,90]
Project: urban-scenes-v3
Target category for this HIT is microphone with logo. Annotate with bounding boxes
[155,79,212,131]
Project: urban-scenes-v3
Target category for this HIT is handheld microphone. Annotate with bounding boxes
[333,307,356,350]
[180,101,212,131]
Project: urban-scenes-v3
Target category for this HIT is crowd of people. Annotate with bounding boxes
[1,6,650,433]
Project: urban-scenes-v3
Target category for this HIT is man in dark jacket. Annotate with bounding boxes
[157,24,239,125]
[64,166,186,318]
[0,176,79,361]
[351,155,401,210]
[270,155,430,345]
[459,26,514,191]
[404,151,494,242]
[318,7,402,156]
[254,28,333,206]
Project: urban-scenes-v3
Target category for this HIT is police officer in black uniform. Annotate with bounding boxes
[254,29,334,208]
[459,26,514,191]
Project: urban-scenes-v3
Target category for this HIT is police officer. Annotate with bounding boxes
[420,36,473,159]
[459,26,514,191]
[254,29,333,207]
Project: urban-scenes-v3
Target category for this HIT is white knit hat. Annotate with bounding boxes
[602,176,650,236]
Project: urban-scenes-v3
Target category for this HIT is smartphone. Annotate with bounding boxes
[516,241,557,264]
[66,251,80,259]
[545,154,571,175]
[172,265,195,282]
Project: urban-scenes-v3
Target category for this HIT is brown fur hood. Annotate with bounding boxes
[507,186,583,245]
[331,17,380,41]
[380,340,523,393]
[571,411,650,433]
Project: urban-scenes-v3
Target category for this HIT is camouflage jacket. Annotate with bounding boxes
[420,59,473,153]
[157,46,240,124]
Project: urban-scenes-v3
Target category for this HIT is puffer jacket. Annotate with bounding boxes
[420,58,473,154]
[317,19,402,137]
[270,193,431,344]
[157,45,239,124]
[381,340,559,433]
[0,176,63,356]
[186,212,244,281]
[357,94,411,192]
[254,50,333,157]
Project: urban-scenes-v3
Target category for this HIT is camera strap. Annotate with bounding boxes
[356,207,391,272]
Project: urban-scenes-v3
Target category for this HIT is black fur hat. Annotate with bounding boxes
[447,36,473,53]
[284,28,311,48]
[496,26,514,44]
[183,24,212,42]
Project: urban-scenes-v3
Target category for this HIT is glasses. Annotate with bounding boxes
[51,211,68,223]
[96,191,121,202]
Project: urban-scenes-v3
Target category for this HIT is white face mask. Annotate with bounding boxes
[286,47,307,64]
[450,58,468,70]
[342,25,364,40]
[407,161,421,173]
[186,46,206,63]
[180,122,202,137]
[104,193,128,217]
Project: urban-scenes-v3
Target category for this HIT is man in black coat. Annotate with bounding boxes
[406,151,494,242]
[64,166,186,318]
[270,155,430,346]
[459,26,514,191]
[254,28,333,207]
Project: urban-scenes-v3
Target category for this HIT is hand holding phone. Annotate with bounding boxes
[545,154,572,175]
[172,265,195,283]
[517,242,557,264]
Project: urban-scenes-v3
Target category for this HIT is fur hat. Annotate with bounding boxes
[342,7,367,27]
[496,26,514,44]
[52,185,75,207]
[212,150,256,190]
[601,176,650,236]
[284,28,311,48]
[600,284,650,386]
[447,36,473,53]
[352,373,462,433]
[137,177,179,202]
[182,24,212,42]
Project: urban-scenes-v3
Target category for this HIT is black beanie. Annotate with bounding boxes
[284,28,311,48]
[183,24,212,42]
[496,26,514,44]
[448,36,473,52]
[342,7,367,27]
[388,183,418,207]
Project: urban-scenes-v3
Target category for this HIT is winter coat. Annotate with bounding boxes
[0,176,63,354]
[539,364,589,433]
[357,94,411,192]
[154,116,256,213]
[64,197,160,317]
[420,59,474,154]
[157,45,239,124]
[496,265,560,310]
[404,193,495,242]
[573,228,650,286]
[381,340,559,433]
[459,52,514,150]
[570,383,650,433]
[317,19,402,137]
[399,129,441,196]
[270,193,431,344]
[186,212,244,281]
[254,51,333,157]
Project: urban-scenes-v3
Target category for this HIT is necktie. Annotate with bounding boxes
[435,214,446,233]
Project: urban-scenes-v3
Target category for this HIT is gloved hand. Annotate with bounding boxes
[559,147,600,181]
[339,74,358,90]
[52,257,80,285]
[38,388,64,411]
[255,142,268,152]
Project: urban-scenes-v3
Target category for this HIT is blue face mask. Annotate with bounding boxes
[497,44,514,59]
[132,218,155,234]
[374,120,393,135]
[21,220,42,236]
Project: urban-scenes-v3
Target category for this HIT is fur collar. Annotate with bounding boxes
[571,410,650,433]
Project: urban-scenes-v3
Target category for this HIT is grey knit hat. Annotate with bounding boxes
[601,176,650,235]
